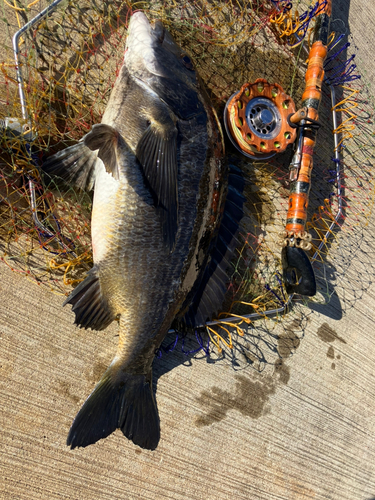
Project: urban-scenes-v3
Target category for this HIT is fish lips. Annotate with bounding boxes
[126,12,183,65]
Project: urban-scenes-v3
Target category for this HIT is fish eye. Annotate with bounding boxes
[181,54,194,71]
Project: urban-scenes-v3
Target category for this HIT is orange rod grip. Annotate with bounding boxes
[285,40,328,235]
[319,0,332,16]
[302,42,327,102]
[285,192,309,233]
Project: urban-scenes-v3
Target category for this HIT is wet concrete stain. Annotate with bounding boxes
[327,346,335,359]
[195,361,289,427]
[55,380,80,405]
[278,324,301,358]
[317,323,347,344]
[277,318,302,358]
[274,358,290,385]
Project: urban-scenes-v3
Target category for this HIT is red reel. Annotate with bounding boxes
[224,79,297,159]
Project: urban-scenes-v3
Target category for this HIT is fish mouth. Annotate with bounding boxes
[151,19,165,44]
[124,11,186,82]
[127,11,165,47]
[126,11,182,61]
[126,11,153,49]
[125,11,198,109]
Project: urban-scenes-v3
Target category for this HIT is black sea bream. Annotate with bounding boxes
[43,11,229,450]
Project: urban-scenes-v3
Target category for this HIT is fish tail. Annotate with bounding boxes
[67,364,160,450]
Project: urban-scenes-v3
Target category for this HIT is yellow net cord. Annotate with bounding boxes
[0,0,374,363]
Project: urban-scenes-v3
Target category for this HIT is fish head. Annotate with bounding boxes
[125,12,204,119]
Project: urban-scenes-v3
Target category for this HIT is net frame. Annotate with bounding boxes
[1,0,374,366]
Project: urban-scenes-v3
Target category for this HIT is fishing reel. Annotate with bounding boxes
[223,79,297,160]
[224,78,317,297]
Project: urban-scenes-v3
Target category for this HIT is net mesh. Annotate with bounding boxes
[1,0,374,369]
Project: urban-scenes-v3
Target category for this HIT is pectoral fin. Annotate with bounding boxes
[42,142,99,190]
[84,123,121,180]
[136,122,178,251]
[43,123,122,189]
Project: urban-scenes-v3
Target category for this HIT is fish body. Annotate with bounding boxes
[43,12,226,450]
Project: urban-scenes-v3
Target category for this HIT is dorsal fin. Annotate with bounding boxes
[178,164,247,328]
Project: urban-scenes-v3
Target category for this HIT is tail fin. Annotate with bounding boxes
[67,365,160,450]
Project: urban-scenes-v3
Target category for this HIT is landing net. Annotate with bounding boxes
[1,0,374,368]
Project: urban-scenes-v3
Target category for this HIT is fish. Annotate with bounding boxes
[42,11,245,451]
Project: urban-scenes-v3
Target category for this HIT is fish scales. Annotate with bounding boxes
[42,12,227,450]
[96,76,216,337]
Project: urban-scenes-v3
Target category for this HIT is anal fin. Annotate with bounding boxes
[64,266,115,331]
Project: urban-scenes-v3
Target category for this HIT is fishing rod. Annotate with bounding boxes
[224,0,333,298]
[281,0,331,296]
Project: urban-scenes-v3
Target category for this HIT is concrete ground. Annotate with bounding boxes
[1,1,375,499]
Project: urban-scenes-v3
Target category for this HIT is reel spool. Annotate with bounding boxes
[224,79,297,159]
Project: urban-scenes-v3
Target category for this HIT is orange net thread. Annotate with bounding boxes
[1,1,375,364]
